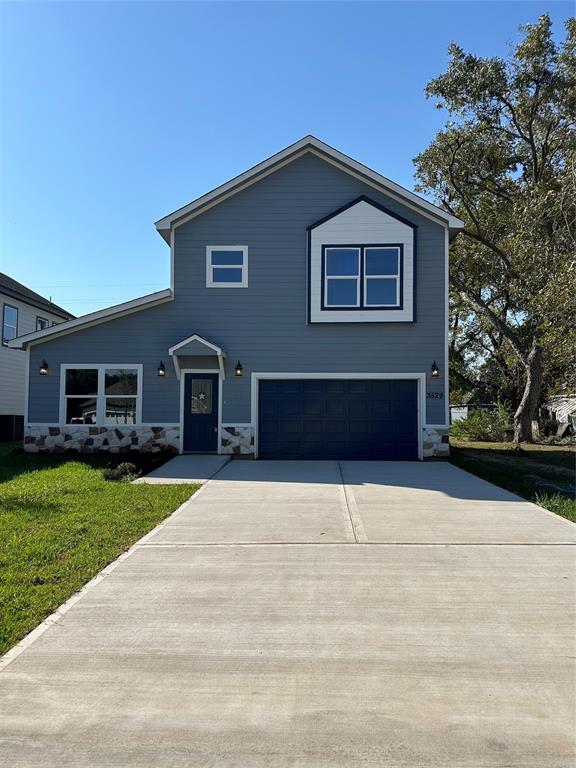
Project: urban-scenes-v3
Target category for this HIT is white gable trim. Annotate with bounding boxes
[7,289,173,349]
[154,136,464,239]
[168,334,226,381]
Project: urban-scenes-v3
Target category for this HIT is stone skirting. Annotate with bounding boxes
[423,426,450,459]
[23,425,180,453]
[221,425,254,455]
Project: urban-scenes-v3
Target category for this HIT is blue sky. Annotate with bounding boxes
[0,1,572,316]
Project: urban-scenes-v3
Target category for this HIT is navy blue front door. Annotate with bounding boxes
[183,373,219,453]
[258,379,418,460]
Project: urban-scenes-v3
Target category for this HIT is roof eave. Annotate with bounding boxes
[154,136,464,238]
[8,288,173,349]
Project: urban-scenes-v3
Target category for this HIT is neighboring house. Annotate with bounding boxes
[9,136,463,459]
[1,273,74,441]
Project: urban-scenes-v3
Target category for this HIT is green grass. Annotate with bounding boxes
[450,439,576,522]
[0,444,197,656]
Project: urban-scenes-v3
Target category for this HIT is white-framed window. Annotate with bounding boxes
[206,246,248,288]
[363,247,401,307]
[36,316,49,331]
[323,247,361,308]
[2,304,18,345]
[322,245,402,310]
[60,364,143,425]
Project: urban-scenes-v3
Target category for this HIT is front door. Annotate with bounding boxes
[183,373,219,452]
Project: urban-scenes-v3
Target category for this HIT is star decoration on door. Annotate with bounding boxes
[198,392,207,401]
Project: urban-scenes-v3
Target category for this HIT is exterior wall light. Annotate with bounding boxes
[39,360,49,376]
[234,360,243,377]
[431,361,440,378]
[157,361,166,377]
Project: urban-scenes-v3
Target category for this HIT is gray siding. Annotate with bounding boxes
[28,153,447,425]
[1,294,66,417]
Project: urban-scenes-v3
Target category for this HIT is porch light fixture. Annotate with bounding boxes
[234,360,243,377]
[431,361,440,378]
[157,361,166,377]
[39,360,48,376]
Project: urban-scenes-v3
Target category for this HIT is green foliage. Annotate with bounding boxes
[415,15,576,439]
[0,444,197,655]
[102,462,140,482]
[450,406,512,442]
[450,440,575,522]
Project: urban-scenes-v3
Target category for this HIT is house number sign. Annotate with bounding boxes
[426,392,444,399]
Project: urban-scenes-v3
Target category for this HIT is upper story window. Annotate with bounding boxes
[62,365,142,425]
[206,246,248,288]
[2,304,18,345]
[322,245,402,310]
[36,316,49,331]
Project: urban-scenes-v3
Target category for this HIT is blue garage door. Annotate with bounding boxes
[258,379,419,460]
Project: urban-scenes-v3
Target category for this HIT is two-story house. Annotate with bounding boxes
[1,273,73,441]
[9,137,463,459]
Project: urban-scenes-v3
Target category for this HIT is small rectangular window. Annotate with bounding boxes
[191,379,213,414]
[2,304,18,345]
[324,248,360,307]
[36,316,49,331]
[206,246,248,287]
[364,247,401,307]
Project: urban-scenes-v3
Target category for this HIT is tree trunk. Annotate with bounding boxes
[513,344,543,443]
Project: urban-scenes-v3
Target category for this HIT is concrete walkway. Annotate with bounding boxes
[133,454,230,484]
[1,461,575,767]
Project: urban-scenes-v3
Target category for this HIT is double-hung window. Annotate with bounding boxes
[62,366,141,425]
[364,247,401,307]
[2,304,18,345]
[206,246,248,287]
[323,245,402,309]
[323,248,361,307]
[36,316,49,331]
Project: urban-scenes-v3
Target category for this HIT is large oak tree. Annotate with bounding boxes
[414,14,575,441]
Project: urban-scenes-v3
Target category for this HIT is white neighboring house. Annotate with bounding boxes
[1,273,74,441]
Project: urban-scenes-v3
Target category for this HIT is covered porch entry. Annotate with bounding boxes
[169,334,226,453]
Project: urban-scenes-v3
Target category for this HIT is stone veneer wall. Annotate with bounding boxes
[423,427,450,458]
[221,425,254,455]
[24,425,180,453]
[23,424,448,458]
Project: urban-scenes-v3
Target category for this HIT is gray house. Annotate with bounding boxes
[1,273,73,441]
[10,137,463,459]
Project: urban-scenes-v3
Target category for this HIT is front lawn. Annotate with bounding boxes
[0,444,197,656]
[450,439,576,523]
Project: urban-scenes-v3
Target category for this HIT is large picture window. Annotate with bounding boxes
[62,365,142,425]
[322,245,402,310]
[206,246,248,287]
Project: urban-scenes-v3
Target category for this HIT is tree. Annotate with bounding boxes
[414,14,575,442]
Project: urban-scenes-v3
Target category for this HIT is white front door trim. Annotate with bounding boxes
[179,368,222,454]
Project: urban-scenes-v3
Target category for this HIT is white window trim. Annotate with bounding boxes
[36,316,49,331]
[363,247,401,308]
[59,364,143,427]
[324,247,361,308]
[206,246,248,288]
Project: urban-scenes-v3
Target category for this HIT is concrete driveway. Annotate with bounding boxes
[1,460,575,767]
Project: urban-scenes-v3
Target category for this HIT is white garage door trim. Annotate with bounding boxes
[251,372,426,460]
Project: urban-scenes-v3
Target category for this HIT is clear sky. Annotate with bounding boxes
[0,1,572,317]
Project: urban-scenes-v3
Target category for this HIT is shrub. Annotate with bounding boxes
[450,406,512,442]
[102,462,140,482]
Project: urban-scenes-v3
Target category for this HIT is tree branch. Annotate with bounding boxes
[450,270,528,363]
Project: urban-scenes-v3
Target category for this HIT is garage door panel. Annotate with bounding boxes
[258,379,419,460]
